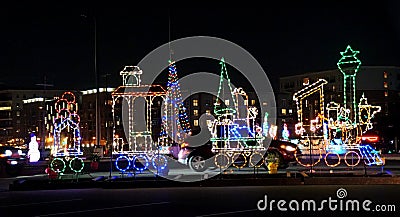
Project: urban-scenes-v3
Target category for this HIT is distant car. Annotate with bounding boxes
[0,146,26,176]
[173,139,297,172]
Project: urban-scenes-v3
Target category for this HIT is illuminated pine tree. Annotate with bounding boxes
[214,57,237,116]
[160,60,191,144]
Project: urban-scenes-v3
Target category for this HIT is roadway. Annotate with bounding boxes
[1,185,400,217]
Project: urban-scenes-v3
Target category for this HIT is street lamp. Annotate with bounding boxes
[81,13,100,148]
[101,73,112,179]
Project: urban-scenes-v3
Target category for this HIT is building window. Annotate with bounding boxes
[383,71,388,79]
[193,119,199,126]
[206,110,211,115]
[16,111,20,117]
[289,109,293,114]
[193,99,198,107]
[303,78,309,86]
[282,99,286,107]
[384,91,388,97]
[244,100,248,105]
[281,108,287,115]
[384,81,388,88]
[224,99,230,106]
[251,100,256,106]
[193,109,198,116]
[332,85,336,91]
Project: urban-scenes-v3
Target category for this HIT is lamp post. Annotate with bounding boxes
[101,73,112,179]
[81,13,100,149]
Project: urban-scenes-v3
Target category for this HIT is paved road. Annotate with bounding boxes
[1,185,400,217]
[1,158,399,190]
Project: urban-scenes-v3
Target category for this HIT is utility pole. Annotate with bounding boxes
[102,73,112,179]
[94,16,101,149]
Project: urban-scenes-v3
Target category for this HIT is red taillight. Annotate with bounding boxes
[362,136,379,142]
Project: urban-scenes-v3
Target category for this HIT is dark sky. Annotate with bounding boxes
[1,2,400,91]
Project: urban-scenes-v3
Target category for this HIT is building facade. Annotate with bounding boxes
[0,89,66,146]
[79,88,114,150]
[278,66,400,141]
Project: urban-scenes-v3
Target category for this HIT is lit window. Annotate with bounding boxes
[384,82,388,88]
[281,108,287,115]
[194,119,199,126]
[193,99,198,107]
[193,109,198,116]
[385,91,388,97]
[224,99,230,106]
[332,85,336,91]
[303,78,309,86]
[251,100,256,106]
[206,110,211,115]
[289,109,293,114]
[383,71,388,79]
[244,100,248,105]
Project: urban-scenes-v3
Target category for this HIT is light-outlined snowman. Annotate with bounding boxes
[27,133,40,162]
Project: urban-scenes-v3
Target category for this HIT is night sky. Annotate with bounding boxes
[1,2,400,91]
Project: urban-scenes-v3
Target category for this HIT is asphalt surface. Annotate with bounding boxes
[1,157,400,217]
[1,157,400,189]
[1,185,400,217]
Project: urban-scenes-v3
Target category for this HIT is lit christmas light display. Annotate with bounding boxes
[281,123,290,141]
[358,93,381,133]
[292,46,383,168]
[262,112,269,137]
[52,92,82,157]
[337,45,361,124]
[160,60,191,145]
[27,133,40,163]
[208,58,266,169]
[112,66,170,173]
[50,92,84,173]
[268,125,277,139]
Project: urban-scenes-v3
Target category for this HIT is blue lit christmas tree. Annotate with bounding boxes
[160,60,191,144]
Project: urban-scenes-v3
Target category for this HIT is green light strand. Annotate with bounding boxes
[214,57,237,114]
[337,45,361,124]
